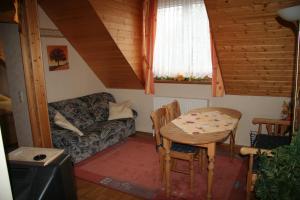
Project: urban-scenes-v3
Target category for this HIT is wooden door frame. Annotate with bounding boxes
[18,0,52,147]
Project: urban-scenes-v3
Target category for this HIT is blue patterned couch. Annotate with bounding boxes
[48,92,136,163]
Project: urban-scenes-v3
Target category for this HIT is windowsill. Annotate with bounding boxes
[154,79,211,85]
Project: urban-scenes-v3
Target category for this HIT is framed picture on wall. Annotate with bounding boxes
[47,45,69,71]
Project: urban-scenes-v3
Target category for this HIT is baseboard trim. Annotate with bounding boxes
[136,131,152,135]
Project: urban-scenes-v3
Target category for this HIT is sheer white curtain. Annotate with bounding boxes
[153,0,212,78]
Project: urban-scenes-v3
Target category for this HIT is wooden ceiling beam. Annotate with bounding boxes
[19,0,52,147]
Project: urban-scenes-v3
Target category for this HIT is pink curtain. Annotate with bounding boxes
[211,34,225,97]
[143,0,157,94]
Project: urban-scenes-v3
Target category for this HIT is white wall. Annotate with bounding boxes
[211,95,289,145]
[40,37,107,102]
[109,89,154,133]
[109,84,289,146]
[38,7,107,103]
[38,7,290,146]
[0,24,33,147]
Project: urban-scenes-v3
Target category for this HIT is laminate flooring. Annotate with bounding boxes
[76,178,142,200]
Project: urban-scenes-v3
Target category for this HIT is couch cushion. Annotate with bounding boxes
[51,128,101,162]
[48,105,58,127]
[108,101,133,120]
[51,117,136,163]
[254,134,291,149]
[79,92,116,122]
[49,98,94,130]
[84,120,126,141]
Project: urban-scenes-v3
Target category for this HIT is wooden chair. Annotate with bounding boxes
[150,107,168,184]
[162,100,181,122]
[150,107,198,190]
[162,100,205,172]
[240,118,291,200]
[252,117,290,136]
[228,110,242,157]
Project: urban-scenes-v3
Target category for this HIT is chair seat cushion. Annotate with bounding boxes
[254,134,291,149]
[171,143,198,153]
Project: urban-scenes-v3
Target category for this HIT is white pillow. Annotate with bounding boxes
[108,101,133,120]
[54,112,84,136]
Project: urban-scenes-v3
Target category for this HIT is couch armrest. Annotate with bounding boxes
[252,118,291,126]
[240,147,273,156]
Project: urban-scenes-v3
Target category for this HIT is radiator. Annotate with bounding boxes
[153,96,209,114]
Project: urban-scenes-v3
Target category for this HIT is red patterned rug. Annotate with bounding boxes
[75,137,247,199]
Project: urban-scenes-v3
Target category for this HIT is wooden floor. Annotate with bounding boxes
[75,132,244,200]
[76,178,142,200]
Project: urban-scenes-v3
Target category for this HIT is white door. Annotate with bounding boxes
[0,127,13,200]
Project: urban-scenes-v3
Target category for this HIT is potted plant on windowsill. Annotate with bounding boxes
[255,132,300,200]
[154,75,212,84]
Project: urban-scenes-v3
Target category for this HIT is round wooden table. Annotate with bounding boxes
[160,107,242,200]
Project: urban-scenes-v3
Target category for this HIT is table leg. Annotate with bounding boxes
[230,127,237,158]
[230,133,234,157]
[163,138,171,198]
[207,143,216,200]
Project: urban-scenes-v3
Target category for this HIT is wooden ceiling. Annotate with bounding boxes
[39,0,299,96]
[205,0,299,97]
[89,0,144,85]
[39,0,144,89]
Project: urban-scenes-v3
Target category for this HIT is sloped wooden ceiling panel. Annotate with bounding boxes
[205,0,299,97]
[39,0,144,89]
[89,0,144,85]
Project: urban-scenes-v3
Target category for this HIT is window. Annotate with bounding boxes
[153,0,212,81]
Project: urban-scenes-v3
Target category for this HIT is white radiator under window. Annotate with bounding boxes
[153,96,209,114]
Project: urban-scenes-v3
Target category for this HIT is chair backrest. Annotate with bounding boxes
[150,107,168,147]
[163,100,181,123]
[252,118,291,136]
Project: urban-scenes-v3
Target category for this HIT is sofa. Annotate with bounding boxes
[48,92,136,163]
